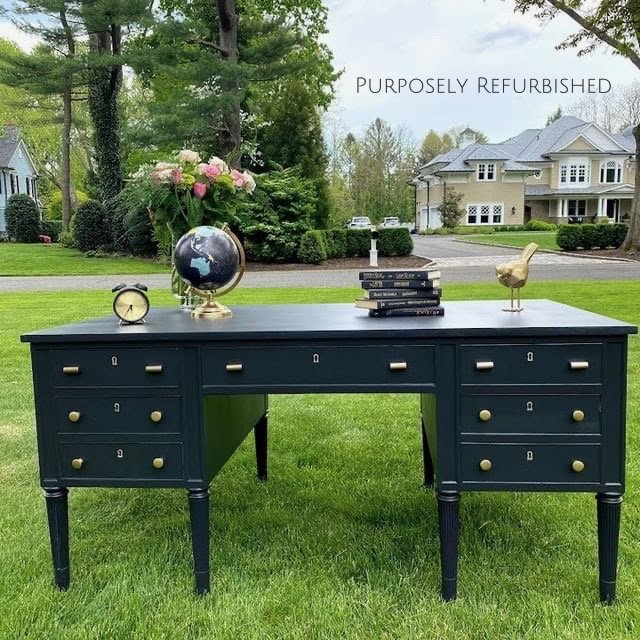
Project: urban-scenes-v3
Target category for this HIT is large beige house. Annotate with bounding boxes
[414,116,635,230]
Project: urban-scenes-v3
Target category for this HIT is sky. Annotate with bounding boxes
[323,0,635,143]
[0,0,635,145]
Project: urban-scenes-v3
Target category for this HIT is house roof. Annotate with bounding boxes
[420,116,635,177]
[0,124,21,168]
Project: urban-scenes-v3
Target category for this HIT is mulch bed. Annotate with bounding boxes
[245,255,431,271]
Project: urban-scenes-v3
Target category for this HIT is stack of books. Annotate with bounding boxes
[355,268,443,317]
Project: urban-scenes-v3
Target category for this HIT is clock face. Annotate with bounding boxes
[113,289,149,323]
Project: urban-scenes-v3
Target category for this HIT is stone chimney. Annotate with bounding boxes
[458,127,476,149]
[2,123,20,143]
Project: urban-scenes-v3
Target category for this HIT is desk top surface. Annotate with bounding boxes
[21,300,637,344]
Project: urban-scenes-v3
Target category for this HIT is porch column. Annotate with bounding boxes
[556,199,563,218]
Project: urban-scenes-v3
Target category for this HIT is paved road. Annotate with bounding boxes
[2,236,638,291]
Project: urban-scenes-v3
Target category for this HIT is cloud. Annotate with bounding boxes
[0,21,39,52]
[476,25,536,50]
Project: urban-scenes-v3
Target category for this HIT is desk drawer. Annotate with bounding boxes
[461,443,600,485]
[54,396,181,434]
[460,343,601,385]
[202,345,435,387]
[52,348,181,387]
[58,442,183,481]
[460,394,601,435]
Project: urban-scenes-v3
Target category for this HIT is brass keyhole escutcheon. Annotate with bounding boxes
[572,460,585,473]
[313,353,320,364]
[111,356,118,367]
[150,411,163,423]
[152,457,165,469]
[68,411,81,423]
[479,459,492,472]
[572,410,585,422]
[71,458,84,470]
[479,409,492,422]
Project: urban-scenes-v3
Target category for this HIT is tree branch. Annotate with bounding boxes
[59,8,76,57]
[547,0,640,69]
[188,39,225,55]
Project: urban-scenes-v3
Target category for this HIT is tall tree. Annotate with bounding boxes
[546,106,563,125]
[511,0,640,252]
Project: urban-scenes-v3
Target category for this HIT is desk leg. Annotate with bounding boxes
[44,487,70,590]
[188,488,210,595]
[437,491,460,602]
[597,492,622,604]
[255,411,268,482]
[421,419,434,487]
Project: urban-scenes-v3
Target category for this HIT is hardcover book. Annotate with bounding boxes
[358,269,441,281]
[361,279,440,289]
[355,297,441,310]
[368,306,445,318]
[363,287,442,299]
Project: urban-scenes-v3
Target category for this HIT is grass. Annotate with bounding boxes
[0,243,168,276]
[459,231,560,252]
[1,283,639,639]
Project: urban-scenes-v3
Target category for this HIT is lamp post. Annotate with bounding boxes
[369,229,378,267]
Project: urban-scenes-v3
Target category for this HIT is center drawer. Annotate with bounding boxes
[54,396,182,434]
[460,343,602,384]
[201,345,435,388]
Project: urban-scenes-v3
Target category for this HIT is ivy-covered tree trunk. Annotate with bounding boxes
[61,83,73,231]
[622,124,640,252]
[216,0,242,168]
[87,27,123,202]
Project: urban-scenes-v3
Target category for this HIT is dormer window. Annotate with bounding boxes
[600,160,623,184]
[477,163,496,181]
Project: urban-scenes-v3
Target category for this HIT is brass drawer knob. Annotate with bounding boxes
[150,410,163,423]
[569,361,589,370]
[389,361,408,371]
[475,361,494,371]
[572,460,585,473]
[145,365,163,374]
[62,366,80,375]
[572,410,585,422]
[225,363,244,372]
[479,409,492,422]
[71,458,84,470]
[68,411,81,423]
[479,459,492,472]
[152,457,165,470]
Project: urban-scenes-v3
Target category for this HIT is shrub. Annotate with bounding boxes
[345,229,371,257]
[579,224,599,250]
[454,226,494,235]
[123,207,157,257]
[377,228,413,256]
[73,200,109,251]
[5,194,40,242]
[44,190,89,220]
[325,229,347,258]
[58,230,74,248]
[433,227,450,235]
[298,230,327,264]
[556,225,581,251]
[525,219,557,231]
[41,219,63,242]
[611,223,628,247]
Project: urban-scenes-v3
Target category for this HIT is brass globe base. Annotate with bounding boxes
[191,299,232,320]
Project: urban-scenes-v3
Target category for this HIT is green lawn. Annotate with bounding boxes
[1,283,639,639]
[459,231,560,252]
[0,243,168,276]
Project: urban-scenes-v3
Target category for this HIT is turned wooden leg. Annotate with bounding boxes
[421,419,434,488]
[437,491,460,602]
[188,488,210,595]
[597,493,623,604]
[255,411,268,482]
[44,487,70,590]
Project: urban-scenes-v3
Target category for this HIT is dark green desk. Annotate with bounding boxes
[21,300,636,602]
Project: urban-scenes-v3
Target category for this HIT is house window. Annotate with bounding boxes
[477,163,496,181]
[467,203,504,225]
[567,200,587,217]
[26,177,30,196]
[10,174,18,194]
[560,161,589,184]
[600,160,623,184]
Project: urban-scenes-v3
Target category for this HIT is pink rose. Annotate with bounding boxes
[170,168,183,184]
[193,182,208,199]
[230,169,245,188]
[203,164,223,180]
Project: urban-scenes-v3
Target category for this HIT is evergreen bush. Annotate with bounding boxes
[556,225,581,251]
[41,220,63,242]
[298,230,327,263]
[123,207,157,257]
[611,223,628,247]
[73,200,109,251]
[345,229,371,257]
[44,190,89,220]
[324,229,347,258]
[524,219,557,231]
[579,224,599,250]
[377,228,413,256]
[58,230,75,248]
[5,194,40,242]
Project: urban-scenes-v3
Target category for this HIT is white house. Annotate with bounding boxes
[0,124,40,234]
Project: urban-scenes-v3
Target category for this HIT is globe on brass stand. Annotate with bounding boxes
[173,224,245,320]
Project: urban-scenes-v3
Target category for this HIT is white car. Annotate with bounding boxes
[346,216,373,229]
[380,216,401,227]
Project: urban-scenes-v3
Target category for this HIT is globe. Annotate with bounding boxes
[173,226,240,292]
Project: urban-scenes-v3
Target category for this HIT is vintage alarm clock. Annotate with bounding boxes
[111,283,150,324]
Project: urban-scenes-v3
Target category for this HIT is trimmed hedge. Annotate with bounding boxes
[525,219,557,231]
[322,229,347,259]
[377,228,413,256]
[556,223,628,251]
[5,194,40,242]
[73,200,109,251]
[298,230,327,263]
[41,220,63,242]
[345,229,371,257]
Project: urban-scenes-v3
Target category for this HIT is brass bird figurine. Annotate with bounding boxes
[495,242,538,312]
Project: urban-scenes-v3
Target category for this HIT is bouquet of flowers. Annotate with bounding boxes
[136,149,256,246]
